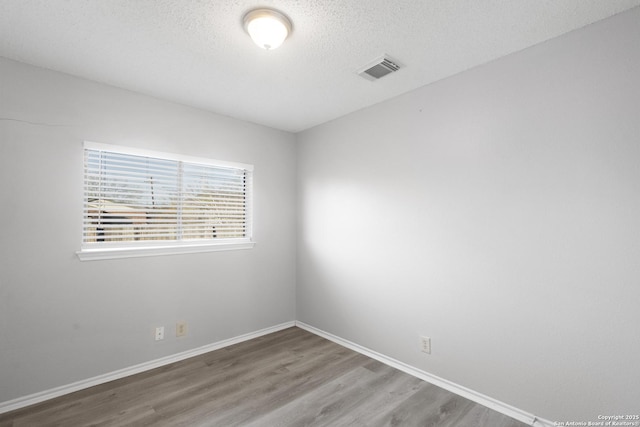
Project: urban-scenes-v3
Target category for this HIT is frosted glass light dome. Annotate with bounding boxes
[243,9,292,50]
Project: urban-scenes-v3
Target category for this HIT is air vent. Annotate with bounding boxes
[358,55,402,81]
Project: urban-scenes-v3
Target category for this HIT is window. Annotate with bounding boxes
[77,142,254,260]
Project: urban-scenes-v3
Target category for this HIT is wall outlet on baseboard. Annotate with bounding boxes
[176,321,187,337]
[420,336,431,354]
[155,326,165,341]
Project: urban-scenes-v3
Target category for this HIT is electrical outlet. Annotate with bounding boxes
[155,326,165,341]
[176,321,187,337]
[420,336,431,354]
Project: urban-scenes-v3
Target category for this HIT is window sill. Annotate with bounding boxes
[76,241,255,261]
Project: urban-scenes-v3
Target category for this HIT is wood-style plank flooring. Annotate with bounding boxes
[0,327,528,426]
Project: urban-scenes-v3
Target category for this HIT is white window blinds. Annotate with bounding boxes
[81,142,253,257]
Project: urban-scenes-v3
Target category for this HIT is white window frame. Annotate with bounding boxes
[77,142,255,261]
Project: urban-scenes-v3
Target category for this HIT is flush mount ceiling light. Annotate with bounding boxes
[243,8,292,50]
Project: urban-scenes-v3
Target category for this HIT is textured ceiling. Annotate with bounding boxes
[1,0,639,132]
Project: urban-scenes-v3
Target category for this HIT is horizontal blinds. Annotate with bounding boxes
[83,147,252,245]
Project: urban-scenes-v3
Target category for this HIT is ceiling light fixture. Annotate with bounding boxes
[243,8,292,50]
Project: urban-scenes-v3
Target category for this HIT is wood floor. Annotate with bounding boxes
[0,327,528,427]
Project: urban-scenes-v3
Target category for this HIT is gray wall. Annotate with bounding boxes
[296,8,640,422]
[0,58,297,403]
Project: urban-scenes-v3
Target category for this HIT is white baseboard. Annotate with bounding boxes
[0,321,295,415]
[532,418,556,427]
[1,320,555,426]
[296,321,543,427]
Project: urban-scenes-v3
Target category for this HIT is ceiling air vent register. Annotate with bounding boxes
[358,56,402,81]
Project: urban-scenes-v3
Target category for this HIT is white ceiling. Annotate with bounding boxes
[2,1,639,133]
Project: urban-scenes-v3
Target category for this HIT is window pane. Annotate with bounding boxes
[82,145,252,247]
[182,163,247,240]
